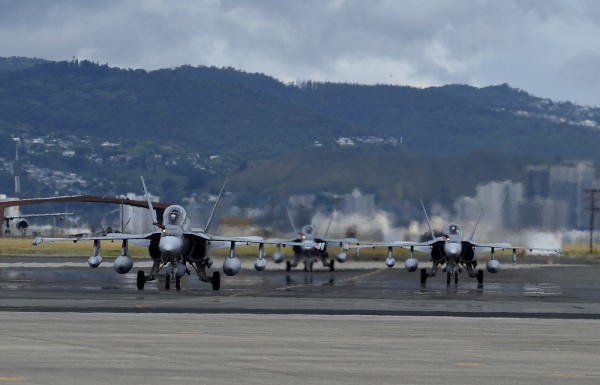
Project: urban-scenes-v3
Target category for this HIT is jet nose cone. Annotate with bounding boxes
[159,236,183,257]
[302,239,313,251]
[445,242,461,259]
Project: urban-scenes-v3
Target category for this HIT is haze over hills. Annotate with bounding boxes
[0,56,599,217]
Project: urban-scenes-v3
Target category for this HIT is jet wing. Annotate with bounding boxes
[468,241,512,254]
[6,212,73,220]
[207,235,264,243]
[466,241,561,254]
[186,232,321,248]
[322,237,358,249]
[353,238,444,254]
[262,238,325,247]
[33,232,158,245]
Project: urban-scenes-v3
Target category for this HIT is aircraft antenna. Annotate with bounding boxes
[585,188,600,254]
[420,200,435,240]
[140,176,160,229]
[204,177,228,233]
[13,138,20,199]
[468,208,484,241]
[285,206,298,234]
[324,209,335,238]
[96,216,107,235]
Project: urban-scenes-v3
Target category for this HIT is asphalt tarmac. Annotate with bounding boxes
[1,256,599,384]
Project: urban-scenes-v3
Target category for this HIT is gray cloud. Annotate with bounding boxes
[1,0,599,106]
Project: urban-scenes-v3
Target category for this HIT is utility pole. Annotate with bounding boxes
[585,189,600,254]
[13,137,21,199]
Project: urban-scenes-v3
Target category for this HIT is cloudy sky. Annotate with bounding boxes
[2,0,600,106]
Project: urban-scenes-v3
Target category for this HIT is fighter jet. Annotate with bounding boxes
[32,177,315,291]
[4,212,72,235]
[355,201,561,285]
[271,208,356,272]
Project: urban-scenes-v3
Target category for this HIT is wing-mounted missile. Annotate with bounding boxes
[335,251,347,263]
[385,246,395,268]
[88,239,103,268]
[114,255,133,274]
[254,243,266,271]
[272,244,285,264]
[486,247,501,274]
[486,259,500,274]
[334,241,348,263]
[222,241,241,276]
[113,240,133,274]
[404,246,418,272]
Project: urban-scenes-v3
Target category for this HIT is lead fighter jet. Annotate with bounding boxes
[33,177,316,291]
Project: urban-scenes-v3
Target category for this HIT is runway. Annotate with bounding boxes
[1,256,599,317]
[1,256,599,384]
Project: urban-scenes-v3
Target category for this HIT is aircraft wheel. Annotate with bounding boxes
[211,271,221,291]
[285,261,291,272]
[420,269,427,284]
[175,276,181,291]
[477,269,484,284]
[165,274,170,290]
[136,270,146,290]
[454,272,459,284]
[329,259,335,272]
[446,272,451,285]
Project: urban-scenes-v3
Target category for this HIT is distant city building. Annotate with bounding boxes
[456,161,597,231]
[477,180,523,230]
[117,192,160,233]
[342,188,375,216]
[524,165,550,200]
[522,161,594,229]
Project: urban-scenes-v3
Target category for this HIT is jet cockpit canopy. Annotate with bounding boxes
[163,205,188,227]
[301,224,315,238]
[444,223,462,238]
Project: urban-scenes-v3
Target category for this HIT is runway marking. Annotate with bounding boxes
[275,268,386,290]
[456,361,482,367]
[227,268,387,297]
[550,372,585,378]
[0,377,28,381]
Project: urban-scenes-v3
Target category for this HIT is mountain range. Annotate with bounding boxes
[0,56,598,213]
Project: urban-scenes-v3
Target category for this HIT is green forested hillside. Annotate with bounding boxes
[0,57,598,205]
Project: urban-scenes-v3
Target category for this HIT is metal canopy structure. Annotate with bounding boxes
[0,195,171,237]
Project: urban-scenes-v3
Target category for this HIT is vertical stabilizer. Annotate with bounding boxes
[204,177,228,233]
[140,176,160,230]
[468,208,484,241]
[420,200,435,240]
[285,206,298,234]
[324,209,335,238]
